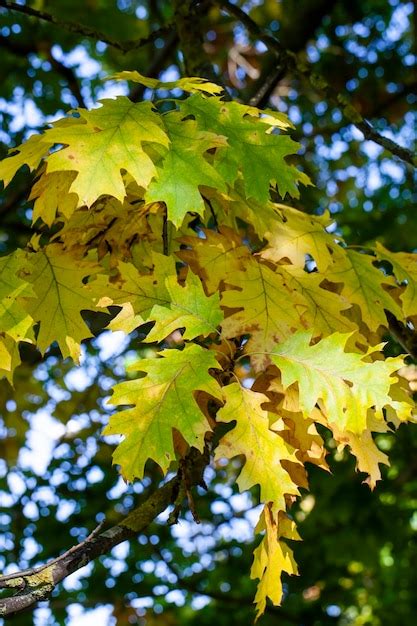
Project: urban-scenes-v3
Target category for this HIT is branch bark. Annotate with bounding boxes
[0,35,86,107]
[0,448,209,618]
[0,1,173,54]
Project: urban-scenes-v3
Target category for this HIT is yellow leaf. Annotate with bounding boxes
[0,250,34,341]
[0,336,11,372]
[250,506,298,619]
[331,415,390,489]
[30,171,78,226]
[177,226,250,295]
[262,206,339,272]
[375,242,417,318]
[221,259,306,370]
[0,335,22,382]
[23,245,99,360]
[0,133,50,187]
[276,264,357,337]
[216,383,299,513]
[327,248,403,331]
[45,98,169,206]
[110,71,224,95]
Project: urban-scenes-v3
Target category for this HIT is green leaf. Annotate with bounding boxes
[270,331,409,433]
[104,344,222,479]
[146,269,223,342]
[95,256,172,334]
[181,94,309,202]
[146,113,227,227]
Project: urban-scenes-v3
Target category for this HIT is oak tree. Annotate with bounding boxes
[0,1,415,624]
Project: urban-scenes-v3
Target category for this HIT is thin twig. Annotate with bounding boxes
[249,64,286,108]
[386,312,417,361]
[0,1,173,54]
[202,195,219,232]
[162,206,169,255]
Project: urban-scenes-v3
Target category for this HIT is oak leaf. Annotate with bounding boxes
[181,94,309,202]
[0,250,34,341]
[104,344,222,479]
[271,331,408,433]
[45,97,169,206]
[221,259,306,369]
[216,383,299,513]
[23,244,99,360]
[145,114,227,226]
[327,248,403,330]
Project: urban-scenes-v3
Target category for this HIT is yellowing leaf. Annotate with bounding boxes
[262,207,339,272]
[276,265,357,337]
[146,270,223,342]
[145,114,227,227]
[331,415,390,489]
[0,336,12,372]
[181,94,309,202]
[250,506,298,619]
[327,248,403,330]
[0,251,34,341]
[271,331,408,433]
[0,133,50,187]
[95,258,170,334]
[100,255,222,341]
[23,245,99,360]
[45,98,169,206]
[0,335,22,382]
[221,259,306,369]
[111,71,223,94]
[177,226,250,294]
[104,344,222,479]
[30,171,78,226]
[216,383,299,512]
[375,242,417,318]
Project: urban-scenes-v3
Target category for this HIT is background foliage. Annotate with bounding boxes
[0,1,416,625]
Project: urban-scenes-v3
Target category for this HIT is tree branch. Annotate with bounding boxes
[221,0,416,168]
[386,312,417,361]
[0,34,86,107]
[0,1,173,54]
[0,448,209,618]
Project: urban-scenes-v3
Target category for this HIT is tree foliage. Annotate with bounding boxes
[0,1,416,624]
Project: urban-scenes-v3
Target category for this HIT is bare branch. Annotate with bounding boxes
[221,0,416,168]
[0,1,173,54]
